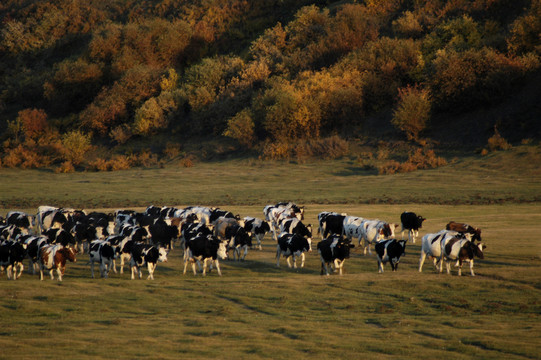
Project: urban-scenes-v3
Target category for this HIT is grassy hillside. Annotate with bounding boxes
[1,145,539,209]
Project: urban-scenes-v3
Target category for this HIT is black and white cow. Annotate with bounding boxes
[375,239,407,273]
[86,212,115,240]
[37,206,69,234]
[279,218,312,242]
[129,243,168,280]
[359,219,398,255]
[180,222,213,251]
[418,230,472,272]
[441,237,486,276]
[22,235,49,274]
[209,208,238,224]
[243,217,271,250]
[0,240,27,280]
[0,224,23,241]
[120,225,149,243]
[276,233,311,268]
[110,235,136,274]
[446,221,482,242]
[317,212,347,239]
[317,235,355,276]
[342,216,365,243]
[400,211,426,243]
[6,211,35,234]
[264,203,303,240]
[183,234,228,276]
[183,206,214,226]
[43,228,76,247]
[88,240,116,278]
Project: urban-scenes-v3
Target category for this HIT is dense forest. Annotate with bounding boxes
[0,0,540,173]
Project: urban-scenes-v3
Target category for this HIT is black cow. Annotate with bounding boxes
[317,235,355,276]
[149,219,179,250]
[224,225,252,261]
[244,217,271,250]
[0,240,27,279]
[183,234,228,276]
[276,233,311,268]
[88,240,115,278]
[375,239,407,273]
[400,211,426,243]
[129,243,168,280]
[71,223,97,253]
[180,223,213,250]
[318,212,346,238]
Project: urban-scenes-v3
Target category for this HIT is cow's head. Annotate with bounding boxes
[158,247,168,262]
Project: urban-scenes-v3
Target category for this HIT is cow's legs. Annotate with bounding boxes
[418,252,427,272]
[378,260,384,273]
[56,268,62,281]
[276,247,281,267]
[300,253,305,268]
[214,260,222,276]
[469,260,475,276]
[91,260,95,278]
[147,263,155,280]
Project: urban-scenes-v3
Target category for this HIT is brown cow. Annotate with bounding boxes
[446,221,482,242]
[38,244,78,281]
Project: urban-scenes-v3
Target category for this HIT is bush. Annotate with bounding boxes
[392,85,431,142]
[378,147,447,174]
[487,127,512,151]
[61,131,92,166]
[16,108,49,140]
[55,161,75,173]
[224,109,256,148]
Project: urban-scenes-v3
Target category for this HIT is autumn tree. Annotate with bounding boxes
[392,86,431,142]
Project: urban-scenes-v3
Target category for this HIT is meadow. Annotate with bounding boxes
[0,146,540,359]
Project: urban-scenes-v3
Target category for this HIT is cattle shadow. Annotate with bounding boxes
[221,258,319,276]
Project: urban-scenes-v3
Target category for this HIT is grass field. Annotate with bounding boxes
[1,146,540,359]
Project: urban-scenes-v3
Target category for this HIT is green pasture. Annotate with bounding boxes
[0,145,540,359]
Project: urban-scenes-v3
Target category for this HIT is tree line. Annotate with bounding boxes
[1,0,539,172]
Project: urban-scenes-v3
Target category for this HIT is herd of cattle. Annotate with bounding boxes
[0,202,486,281]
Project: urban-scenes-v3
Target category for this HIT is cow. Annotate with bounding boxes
[43,228,76,247]
[224,225,252,261]
[85,212,115,239]
[264,203,303,240]
[359,219,398,255]
[441,237,486,276]
[37,207,69,234]
[209,208,238,224]
[22,235,49,274]
[317,212,347,239]
[149,219,179,250]
[0,240,27,280]
[214,217,241,240]
[6,211,35,234]
[88,240,116,278]
[180,222,213,251]
[400,211,426,243]
[110,235,136,274]
[418,230,470,272]
[446,221,482,242]
[317,235,354,276]
[70,223,97,253]
[276,233,311,268]
[38,244,78,281]
[279,218,312,243]
[342,216,365,243]
[243,217,271,250]
[375,239,407,273]
[129,243,168,280]
[0,224,23,241]
[183,206,214,226]
[120,225,149,243]
[183,234,228,276]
